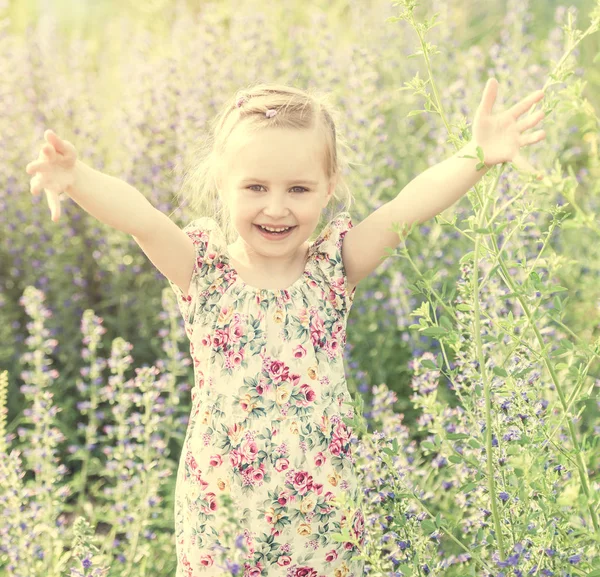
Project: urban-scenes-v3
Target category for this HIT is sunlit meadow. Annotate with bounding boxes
[1,0,600,576]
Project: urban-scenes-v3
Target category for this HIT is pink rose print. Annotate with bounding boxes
[325,549,338,562]
[311,482,323,495]
[327,291,340,308]
[199,554,214,567]
[229,321,244,344]
[277,555,292,566]
[335,421,351,443]
[229,449,242,468]
[240,396,255,412]
[269,360,290,384]
[331,277,345,294]
[240,438,258,464]
[296,384,316,407]
[212,329,229,349]
[243,561,264,577]
[292,471,314,495]
[310,314,325,347]
[314,452,326,467]
[275,458,289,472]
[187,453,199,471]
[353,508,365,544]
[293,344,307,358]
[295,567,318,577]
[201,333,211,347]
[200,492,217,515]
[327,338,340,357]
[252,464,265,482]
[209,453,223,467]
[277,489,291,505]
[227,349,244,367]
[329,437,343,457]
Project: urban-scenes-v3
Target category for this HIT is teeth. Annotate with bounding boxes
[261,225,291,232]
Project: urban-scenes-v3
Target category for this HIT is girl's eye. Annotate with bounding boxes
[247,185,308,193]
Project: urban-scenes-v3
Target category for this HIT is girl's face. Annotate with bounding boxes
[219,125,335,260]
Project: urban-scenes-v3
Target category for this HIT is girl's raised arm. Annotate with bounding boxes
[26,129,196,296]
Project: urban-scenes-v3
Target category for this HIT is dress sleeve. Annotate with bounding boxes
[167,216,219,329]
[310,211,357,317]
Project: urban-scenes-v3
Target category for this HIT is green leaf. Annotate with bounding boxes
[456,304,471,312]
[421,359,438,369]
[459,251,474,264]
[407,109,428,117]
[448,455,462,464]
[421,520,437,534]
[447,433,470,440]
[421,327,448,337]
[493,366,508,377]
[421,441,436,451]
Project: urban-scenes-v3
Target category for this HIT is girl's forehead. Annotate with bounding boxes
[224,126,327,176]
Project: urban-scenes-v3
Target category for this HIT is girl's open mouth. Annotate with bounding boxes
[255,224,296,240]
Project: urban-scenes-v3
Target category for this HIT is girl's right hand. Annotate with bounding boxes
[25,129,78,223]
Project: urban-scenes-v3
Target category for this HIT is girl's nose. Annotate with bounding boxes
[263,195,288,216]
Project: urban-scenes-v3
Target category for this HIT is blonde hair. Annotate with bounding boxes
[174,82,354,243]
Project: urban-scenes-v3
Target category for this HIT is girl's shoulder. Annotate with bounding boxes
[310,211,353,258]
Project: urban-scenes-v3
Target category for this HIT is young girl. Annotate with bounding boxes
[25,80,545,577]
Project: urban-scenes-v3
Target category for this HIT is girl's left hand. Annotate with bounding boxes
[472,78,546,175]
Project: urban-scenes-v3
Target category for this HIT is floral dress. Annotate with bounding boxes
[168,212,366,577]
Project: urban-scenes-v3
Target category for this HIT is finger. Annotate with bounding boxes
[41,144,56,160]
[508,90,544,119]
[518,129,545,146]
[26,160,50,174]
[30,173,44,195]
[45,129,71,156]
[46,188,61,222]
[517,109,545,132]
[478,78,498,116]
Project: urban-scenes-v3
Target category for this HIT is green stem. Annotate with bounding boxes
[473,165,508,559]
[485,220,600,533]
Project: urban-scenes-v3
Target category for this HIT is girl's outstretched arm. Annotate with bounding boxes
[341,78,545,288]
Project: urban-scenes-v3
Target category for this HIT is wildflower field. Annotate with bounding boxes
[2,0,600,576]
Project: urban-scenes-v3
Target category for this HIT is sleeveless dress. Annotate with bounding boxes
[168,212,366,577]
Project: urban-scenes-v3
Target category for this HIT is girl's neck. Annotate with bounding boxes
[226,241,310,288]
